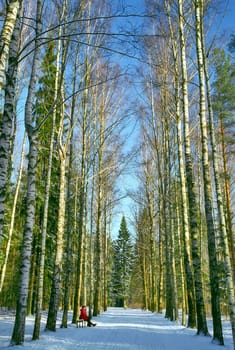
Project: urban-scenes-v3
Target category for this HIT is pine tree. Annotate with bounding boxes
[111,216,133,308]
[212,48,235,283]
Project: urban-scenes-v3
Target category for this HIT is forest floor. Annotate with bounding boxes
[0,307,233,350]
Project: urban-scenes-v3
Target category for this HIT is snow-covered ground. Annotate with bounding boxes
[0,307,233,350]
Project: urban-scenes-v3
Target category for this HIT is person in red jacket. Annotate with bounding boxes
[79,306,96,327]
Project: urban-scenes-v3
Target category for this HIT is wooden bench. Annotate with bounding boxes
[76,319,87,328]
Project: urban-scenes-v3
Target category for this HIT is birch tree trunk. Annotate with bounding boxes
[10,0,42,345]
[93,95,105,316]
[163,118,173,320]
[46,22,68,331]
[175,184,187,326]
[157,204,164,313]
[166,1,194,327]
[149,201,157,312]
[72,57,90,324]
[137,214,149,310]
[147,63,163,314]
[0,3,21,244]
[0,0,21,93]
[88,160,95,319]
[61,54,78,329]
[140,131,156,312]
[200,4,235,347]
[194,0,223,344]
[46,141,66,331]
[143,131,157,311]
[219,118,235,283]
[103,207,109,311]
[178,0,208,333]
[170,200,179,322]
[72,113,87,323]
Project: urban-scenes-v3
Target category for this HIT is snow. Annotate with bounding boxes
[0,307,233,350]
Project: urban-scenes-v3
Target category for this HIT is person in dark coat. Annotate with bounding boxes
[79,305,96,327]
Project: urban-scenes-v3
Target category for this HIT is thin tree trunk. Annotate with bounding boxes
[163,119,173,321]
[93,99,105,316]
[72,58,90,324]
[46,147,66,331]
[61,54,78,329]
[103,208,108,311]
[0,3,21,244]
[194,0,223,344]
[0,0,21,93]
[140,230,148,310]
[166,1,194,327]
[219,117,235,283]
[147,63,164,314]
[157,205,164,313]
[171,205,178,322]
[0,133,26,292]
[45,35,68,330]
[45,0,69,331]
[10,1,42,345]
[88,142,96,319]
[178,0,208,332]
[146,179,157,312]
[175,185,187,326]
[201,4,235,346]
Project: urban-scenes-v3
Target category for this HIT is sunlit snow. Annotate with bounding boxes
[0,307,233,350]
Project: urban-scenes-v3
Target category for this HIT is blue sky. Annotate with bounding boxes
[110,0,235,238]
[223,0,235,31]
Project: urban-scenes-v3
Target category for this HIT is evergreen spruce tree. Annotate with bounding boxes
[211,48,235,283]
[111,216,133,308]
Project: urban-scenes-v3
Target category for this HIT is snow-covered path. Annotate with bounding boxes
[0,307,233,350]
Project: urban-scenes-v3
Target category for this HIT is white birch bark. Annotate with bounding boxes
[61,51,78,329]
[0,0,21,93]
[176,0,197,329]
[0,3,21,244]
[194,0,223,344]
[93,92,105,316]
[46,3,68,329]
[72,62,89,323]
[46,140,66,331]
[10,0,42,345]
[200,3,235,347]
[177,0,208,333]
[166,0,191,324]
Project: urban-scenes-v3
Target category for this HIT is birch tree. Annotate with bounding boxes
[10,0,43,345]
[194,0,223,344]
[72,62,90,323]
[165,1,194,326]
[177,0,208,333]
[93,89,105,316]
[199,3,235,347]
[46,0,69,332]
[0,0,22,93]
[0,2,22,245]
[61,51,78,329]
